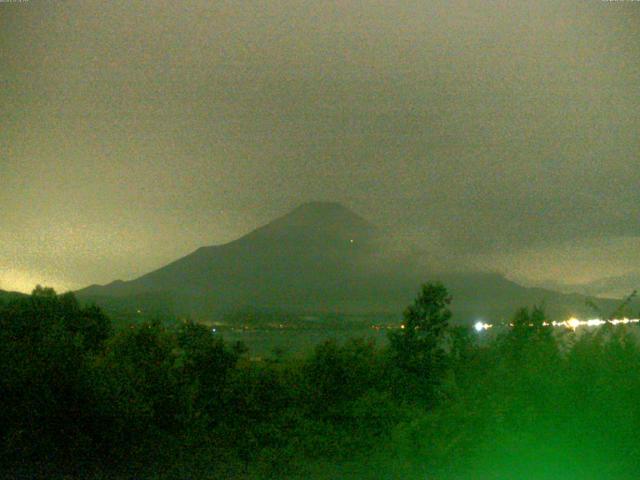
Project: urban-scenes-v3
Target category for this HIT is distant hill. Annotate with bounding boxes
[0,289,28,303]
[76,202,631,323]
[540,273,640,299]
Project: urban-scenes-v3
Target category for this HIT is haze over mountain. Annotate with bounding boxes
[77,202,628,323]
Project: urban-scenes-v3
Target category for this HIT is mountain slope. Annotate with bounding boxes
[76,202,630,322]
[77,202,380,313]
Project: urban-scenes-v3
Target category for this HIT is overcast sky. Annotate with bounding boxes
[2,0,639,293]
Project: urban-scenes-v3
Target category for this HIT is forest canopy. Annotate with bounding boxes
[2,284,640,479]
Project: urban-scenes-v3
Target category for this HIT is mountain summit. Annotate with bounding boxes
[238,201,376,246]
[264,201,372,230]
[77,202,380,313]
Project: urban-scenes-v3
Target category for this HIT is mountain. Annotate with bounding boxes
[76,202,631,322]
[78,202,380,313]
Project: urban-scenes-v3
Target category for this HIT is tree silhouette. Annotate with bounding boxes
[388,282,452,403]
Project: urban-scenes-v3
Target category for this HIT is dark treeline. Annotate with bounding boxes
[2,284,640,479]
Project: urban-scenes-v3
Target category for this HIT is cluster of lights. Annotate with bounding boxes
[474,322,493,332]
[558,317,640,331]
[474,317,640,333]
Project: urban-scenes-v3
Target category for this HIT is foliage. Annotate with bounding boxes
[3,285,640,478]
[388,282,452,403]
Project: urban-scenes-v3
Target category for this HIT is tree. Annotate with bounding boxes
[501,305,555,361]
[32,284,57,298]
[388,282,452,402]
[304,338,379,419]
[0,286,113,473]
[174,320,239,424]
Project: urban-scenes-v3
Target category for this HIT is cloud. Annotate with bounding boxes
[1,0,639,290]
